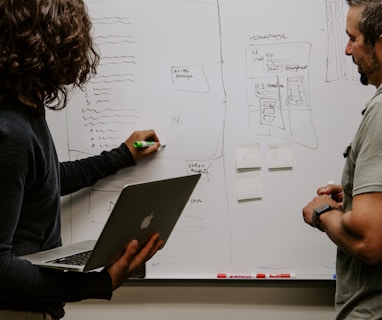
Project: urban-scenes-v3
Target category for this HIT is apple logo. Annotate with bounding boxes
[141,212,154,229]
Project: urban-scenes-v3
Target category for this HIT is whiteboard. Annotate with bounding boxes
[48,0,374,279]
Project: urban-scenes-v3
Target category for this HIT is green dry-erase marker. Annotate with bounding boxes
[133,141,155,148]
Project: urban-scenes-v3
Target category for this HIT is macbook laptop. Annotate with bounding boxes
[20,174,201,273]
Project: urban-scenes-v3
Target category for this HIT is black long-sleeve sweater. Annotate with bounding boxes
[0,94,136,318]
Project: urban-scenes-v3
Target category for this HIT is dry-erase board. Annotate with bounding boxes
[48,0,374,280]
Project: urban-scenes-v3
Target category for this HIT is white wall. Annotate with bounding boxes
[64,281,336,320]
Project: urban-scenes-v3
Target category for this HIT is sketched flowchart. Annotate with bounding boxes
[246,43,318,148]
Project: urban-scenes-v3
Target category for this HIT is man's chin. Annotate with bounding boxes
[360,72,369,86]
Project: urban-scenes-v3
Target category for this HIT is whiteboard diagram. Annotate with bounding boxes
[67,0,225,161]
[63,0,232,278]
[47,0,375,279]
[246,43,318,148]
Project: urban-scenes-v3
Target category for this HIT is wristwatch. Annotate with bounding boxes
[312,204,337,232]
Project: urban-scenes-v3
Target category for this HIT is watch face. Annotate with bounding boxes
[316,204,331,215]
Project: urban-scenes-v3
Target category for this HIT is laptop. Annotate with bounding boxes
[20,174,201,273]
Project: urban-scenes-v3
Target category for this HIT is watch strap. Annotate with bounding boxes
[312,204,337,232]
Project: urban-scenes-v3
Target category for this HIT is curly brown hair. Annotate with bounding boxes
[0,0,100,110]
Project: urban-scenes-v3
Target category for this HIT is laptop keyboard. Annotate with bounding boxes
[44,249,146,277]
[45,250,93,266]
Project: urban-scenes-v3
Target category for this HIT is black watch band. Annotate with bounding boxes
[312,204,337,232]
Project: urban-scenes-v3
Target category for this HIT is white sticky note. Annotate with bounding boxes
[235,143,262,169]
[236,174,264,201]
[266,143,293,169]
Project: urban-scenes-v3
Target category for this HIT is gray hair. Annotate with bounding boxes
[346,0,382,46]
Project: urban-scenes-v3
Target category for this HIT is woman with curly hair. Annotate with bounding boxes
[0,0,164,319]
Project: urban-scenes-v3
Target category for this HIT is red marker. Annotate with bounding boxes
[217,273,254,279]
[216,273,296,279]
[256,273,295,279]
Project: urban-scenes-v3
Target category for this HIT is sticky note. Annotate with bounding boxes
[266,143,293,169]
[235,143,262,169]
[236,174,264,201]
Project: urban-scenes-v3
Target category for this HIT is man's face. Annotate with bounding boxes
[345,6,380,86]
